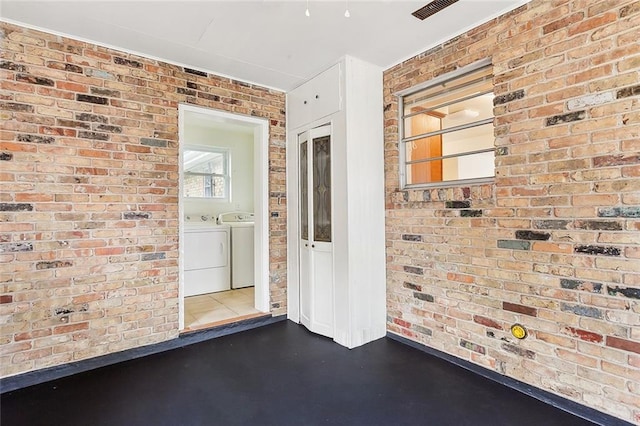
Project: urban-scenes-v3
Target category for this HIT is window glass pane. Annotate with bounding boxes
[401,63,494,187]
[184,151,224,174]
[313,135,331,243]
[182,148,229,199]
[300,141,309,241]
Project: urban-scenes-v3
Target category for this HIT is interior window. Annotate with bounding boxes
[399,63,494,187]
[183,147,231,200]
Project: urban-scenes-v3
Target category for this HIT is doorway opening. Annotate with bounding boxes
[178,104,270,331]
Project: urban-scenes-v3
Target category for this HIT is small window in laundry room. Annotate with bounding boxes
[183,146,231,201]
[398,61,495,188]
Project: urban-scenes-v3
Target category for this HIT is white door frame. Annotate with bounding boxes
[178,104,270,330]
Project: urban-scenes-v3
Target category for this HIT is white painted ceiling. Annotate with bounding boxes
[1,0,528,91]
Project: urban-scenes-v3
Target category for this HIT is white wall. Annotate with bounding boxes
[183,125,254,218]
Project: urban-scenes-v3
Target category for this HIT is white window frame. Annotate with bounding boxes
[397,58,495,189]
[182,144,231,202]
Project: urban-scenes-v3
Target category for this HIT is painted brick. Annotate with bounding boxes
[567,92,614,111]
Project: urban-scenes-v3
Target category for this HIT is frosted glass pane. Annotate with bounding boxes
[313,136,331,243]
[300,141,308,241]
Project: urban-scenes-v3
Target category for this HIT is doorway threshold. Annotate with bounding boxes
[180,312,271,335]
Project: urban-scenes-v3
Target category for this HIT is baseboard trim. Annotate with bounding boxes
[1,314,286,394]
[387,332,633,426]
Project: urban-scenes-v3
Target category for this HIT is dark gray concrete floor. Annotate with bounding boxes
[1,321,596,426]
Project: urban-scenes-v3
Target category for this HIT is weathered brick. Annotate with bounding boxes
[413,292,434,302]
[0,242,33,252]
[545,111,586,126]
[560,279,602,293]
[141,252,166,261]
[501,343,535,359]
[0,203,33,211]
[140,138,168,147]
[460,339,486,355]
[533,220,570,230]
[593,154,640,167]
[562,327,603,343]
[0,152,13,161]
[114,57,143,68]
[76,94,108,105]
[122,212,151,220]
[0,61,28,72]
[574,245,621,256]
[16,134,55,144]
[77,131,109,141]
[598,206,640,218]
[497,240,531,250]
[403,282,421,291]
[445,200,471,209]
[75,113,108,123]
[16,73,54,86]
[607,286,640,299]
[402,234,422,242]
[473,315,502,330]
[460,209,482,217]
[574,220,622,231]
[403,266,423,275]
[606,336,640,355]
[515,230,550,241]
[503,302,537,317]
[36,261,73,270]
[560,303,603,319]
[493,89,525,106]
[184,67,207,77]
[616,84,640,99]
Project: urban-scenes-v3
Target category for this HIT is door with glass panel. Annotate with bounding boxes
[299,124,333,338]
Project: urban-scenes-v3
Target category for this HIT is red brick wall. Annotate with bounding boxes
[384,0,639,422]
[0,22,287,377]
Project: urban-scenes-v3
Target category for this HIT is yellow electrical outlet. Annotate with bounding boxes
[510,324,527,339]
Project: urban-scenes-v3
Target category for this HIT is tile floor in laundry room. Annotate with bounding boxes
[183,287,263,331]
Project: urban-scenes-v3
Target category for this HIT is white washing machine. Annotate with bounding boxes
[183,222,230,296]
[218,212,254,289]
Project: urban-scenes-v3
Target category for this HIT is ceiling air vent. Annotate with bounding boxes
[411,0,460,20]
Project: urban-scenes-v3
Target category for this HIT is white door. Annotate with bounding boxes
[299,125,333,338]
